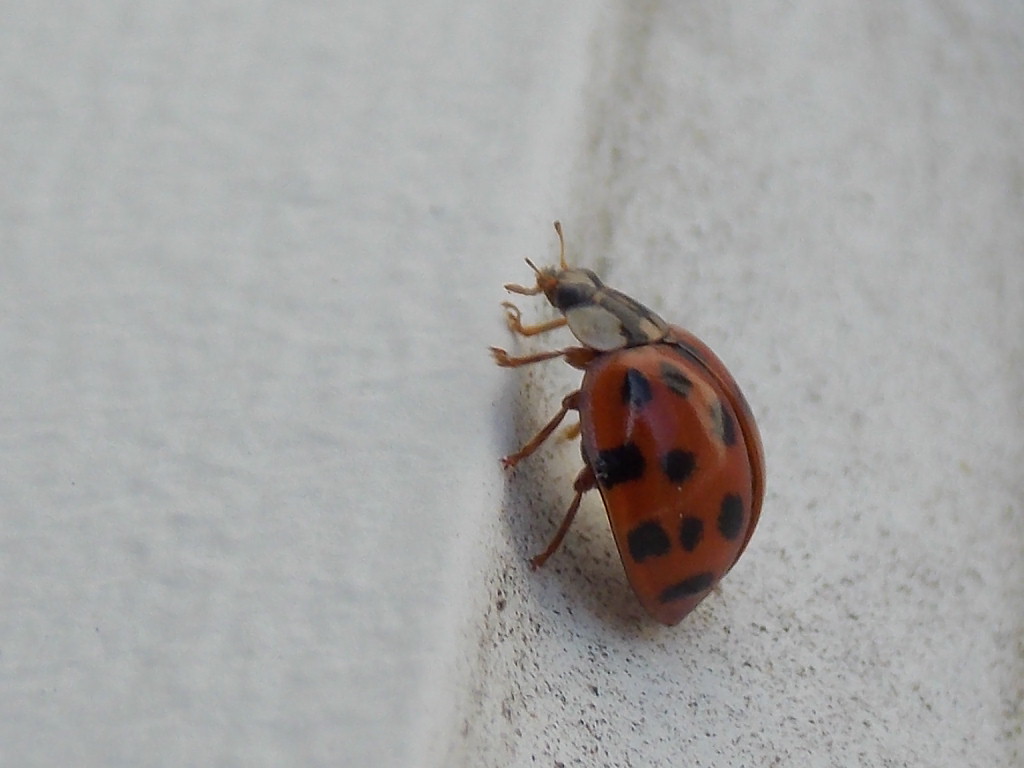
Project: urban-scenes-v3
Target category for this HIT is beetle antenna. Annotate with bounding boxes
[553,221,567,269]
[523,257,542,276]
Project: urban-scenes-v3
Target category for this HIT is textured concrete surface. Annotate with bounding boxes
[1,2,1021,767]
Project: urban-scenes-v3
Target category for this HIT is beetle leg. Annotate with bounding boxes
[501,302,569,337]
[561,347,599,369]
[492,346,571,367]
[511,317,567,335]
[490,346,597,370]
[500,390,580,469]
[530,464,597,569]
[560,421,581,441]
[503,281,542,296]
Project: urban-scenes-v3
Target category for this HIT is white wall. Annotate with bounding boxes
[1,2,1021,766]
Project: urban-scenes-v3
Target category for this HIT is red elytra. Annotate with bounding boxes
[491,222,765,625]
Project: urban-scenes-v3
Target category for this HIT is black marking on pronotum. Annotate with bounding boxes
[660,362,692,398]
[593,442,645,488]
[710,400,737,446]
[658,572,715,603]
[552,270,666,346]
[717,493,745,540]
[626,521,671,562]
[678,516,703,551]
[661,449,697,484]
[554,279,597,310]
[598,287,668,346]
[621,369,653,408]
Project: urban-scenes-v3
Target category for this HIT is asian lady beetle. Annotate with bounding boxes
[491,222,765,625]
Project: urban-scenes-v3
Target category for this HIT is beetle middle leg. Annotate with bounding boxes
[490,345,597,370]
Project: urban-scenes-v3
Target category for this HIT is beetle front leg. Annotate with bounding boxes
[501,302,569,337]
[501,390,580,469]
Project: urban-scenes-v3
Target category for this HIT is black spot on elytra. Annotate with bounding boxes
[593,442,645,488]
[660,362,692,398]
[710,400,737,446]
[620,369,653,408]
[658,572,715,603]
[679,517,703,551]
[717,494,745,540]
[627,521,671,562]
[661,449,697,483]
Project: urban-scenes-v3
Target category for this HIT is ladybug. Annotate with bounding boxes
[491,222,765,625]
